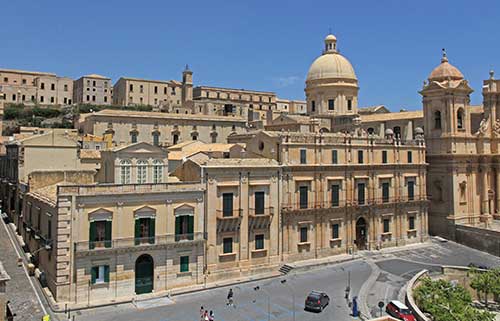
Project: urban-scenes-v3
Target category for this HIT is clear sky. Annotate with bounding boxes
[1,0,499,111]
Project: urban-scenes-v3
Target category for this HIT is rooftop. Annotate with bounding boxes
[360,110,423,122]
[194,85,276,95]
[85,109,247,122]
[203,158,279,168]
[0,68,56,77]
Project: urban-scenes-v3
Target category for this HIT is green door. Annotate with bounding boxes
[135,254,154,294]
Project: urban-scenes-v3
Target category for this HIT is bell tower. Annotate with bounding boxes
[182,64,193,109]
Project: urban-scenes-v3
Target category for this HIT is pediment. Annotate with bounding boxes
[174,204,195,216]
[114,142,166,155]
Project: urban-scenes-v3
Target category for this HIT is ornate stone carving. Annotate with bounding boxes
[476,117,489,136]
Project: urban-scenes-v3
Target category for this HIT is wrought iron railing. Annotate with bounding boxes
[74,232,205,252]
[282,196,426,211]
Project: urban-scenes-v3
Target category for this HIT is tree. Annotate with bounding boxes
[469,267,500,307]
[414,277,495,321]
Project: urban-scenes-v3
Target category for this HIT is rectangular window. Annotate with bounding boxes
[299,186,308,209]
[383,219,390,233]
[382,151,388,164]
[50,97,54,103]
[140,85,144,93]
[409,216,415,230]
[331,184,340,207]
[154,86,158,94]
[311,100,315,112]
[347,99,352,110]
[86,95,89,101]
[91,265,109,284]
[89,220,112,249]
[328,99,335,110]
[40,96,44,102]
[175,215,194,241]
[222,193,234,217]
[92,95,96,102]
[255,234,264,250]
[382,182,390,203]
[47,219,52,240]
[41,83,45,89]
[180,256,189,272]
[300,149,307,164]
[93,80,96,87]
[408,181,415,201]
[223,237,233,254]
[332,224,339,239]
[407,151,413,163]
[134,217,155,244]
[152,133,159,146]
[129,84,133,92]
[357,183,365,205]
[64,84,68,91]
[131,132,138,144]
[299,226,308,243]
[332,150,338,164]
[254,191,265,215]
[358,150,364,164]
[51,83,55,90]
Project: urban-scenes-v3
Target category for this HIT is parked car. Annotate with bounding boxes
[304,291,329,312]
[386,300,416,321]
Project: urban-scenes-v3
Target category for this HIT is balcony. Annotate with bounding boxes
[216,209,242,220]
[74,232,205,252]
[248,207,274,218]
[282,196,426,212]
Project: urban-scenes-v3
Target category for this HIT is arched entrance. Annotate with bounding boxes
[355,217,368,250]
[135,254,154,295]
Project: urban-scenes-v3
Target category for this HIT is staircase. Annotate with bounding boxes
[279,264,294,275]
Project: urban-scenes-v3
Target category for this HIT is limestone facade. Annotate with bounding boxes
[0,68,73,106]
[73,74,113,105]
[78,109,247,147]
[22,180,205,303]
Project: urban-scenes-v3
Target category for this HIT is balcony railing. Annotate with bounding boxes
[216,209,242,219]
[74,232,205,252]
[282,196,426,211]
[249,207,274,217]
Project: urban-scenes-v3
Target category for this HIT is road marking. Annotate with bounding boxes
[0,216,48,315]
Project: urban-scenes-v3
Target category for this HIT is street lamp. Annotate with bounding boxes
[280,279,295,321]
[254,286,271,321]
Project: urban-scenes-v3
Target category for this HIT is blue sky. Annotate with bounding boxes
[1,0,499,110]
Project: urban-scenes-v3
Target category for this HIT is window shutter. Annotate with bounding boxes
[187,216,194,236]
[104,220,112,248]
[149,218,155,244]
[104,265,109,283]
[175,216,181,236]
[135,219,140,245]
[89,222,96,250]
[91,266,97,284]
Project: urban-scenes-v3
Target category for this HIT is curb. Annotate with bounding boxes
[358,259,380,319]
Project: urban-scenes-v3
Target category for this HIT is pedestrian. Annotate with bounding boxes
[227,288,234,306]
[200,306,204,321]
[204,310,209,321]
[209,310,214,321]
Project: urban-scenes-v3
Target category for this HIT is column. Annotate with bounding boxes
[239,174,249,261]
[496,168,500,218]
[481,166,489,215]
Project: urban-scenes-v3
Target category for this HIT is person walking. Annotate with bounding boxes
[227,288,234,306]
[203,310,209,321]
[209,310,214,321]
[200,306,205,321]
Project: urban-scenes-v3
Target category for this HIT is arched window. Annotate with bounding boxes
[152,132,160,146]
[457,108,464,129]
[120,160,131,184]
[434,111,441,129]
[137,160,147,184]
[153,160,163,183]
[172,134,179,145]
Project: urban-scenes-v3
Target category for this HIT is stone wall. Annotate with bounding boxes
[454,224,500,257]
[28,170,96,190]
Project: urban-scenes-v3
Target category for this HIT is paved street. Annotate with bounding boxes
[0,216,47,321]
[64,239,500,321]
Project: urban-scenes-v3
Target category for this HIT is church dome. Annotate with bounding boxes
[428,50,464,82]
[306,34,357,82]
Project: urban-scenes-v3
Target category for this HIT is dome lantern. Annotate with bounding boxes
[324,34,337,53]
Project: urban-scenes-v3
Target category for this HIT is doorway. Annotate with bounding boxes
[355,217,368,250]
[135,254,154,295]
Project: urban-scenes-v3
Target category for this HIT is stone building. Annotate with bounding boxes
[78,109,247,147]
[22,177,205,304]
[73,74,112,105]
[112,68,189,111]
[0,68,73,106]
[192,86,277,122]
